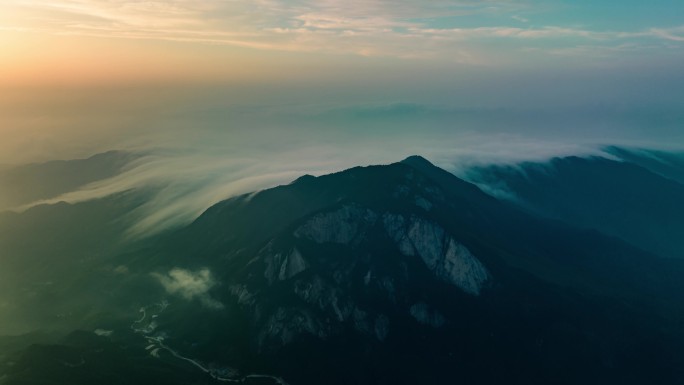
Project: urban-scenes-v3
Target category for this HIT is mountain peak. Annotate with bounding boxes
[290,174,316,185]
[400,155,436,169]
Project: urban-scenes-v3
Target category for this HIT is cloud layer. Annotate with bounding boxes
[8,98,683,238]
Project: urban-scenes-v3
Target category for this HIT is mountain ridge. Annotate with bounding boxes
[2,151,684,385]
[0,150,137,211]
[467,152,684,259]
[131,154,684,384]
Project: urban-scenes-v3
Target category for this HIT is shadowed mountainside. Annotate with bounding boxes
[0,151,136,210]
[467,152,684,259]
[2,152,683,385]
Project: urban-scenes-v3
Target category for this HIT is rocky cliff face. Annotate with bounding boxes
[382,213,489,295]
[294,204,489,295]
[293,205,378,245]
[263,248,309,284]
[222,201,492,353]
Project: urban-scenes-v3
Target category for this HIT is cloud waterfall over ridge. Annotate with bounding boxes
[7,102,683,238]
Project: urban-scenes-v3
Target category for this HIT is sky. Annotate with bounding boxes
[2,0,684,87]
[1,1,683,234]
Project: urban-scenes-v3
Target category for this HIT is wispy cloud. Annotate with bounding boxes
[512,15,529,23]
[12,100,684,238]
[3,1,683,61]
[648,26,684,42]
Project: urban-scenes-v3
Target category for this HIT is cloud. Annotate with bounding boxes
[152,268,224,309]
[11,100,683,239]
[3,64,684,239]
[648,27,684,42]
[3,1,683,61]
[12,147,347,237]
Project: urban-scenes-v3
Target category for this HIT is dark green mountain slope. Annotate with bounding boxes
[136,156,684,385]
[0,191,150,335]
[0,151,136,210]
[468,154,684,259]
[605,146,684,185]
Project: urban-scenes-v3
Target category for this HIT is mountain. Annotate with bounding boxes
[125,156,684,383]
[0,186,151,335]
[0,151,152,335]
[605,146,684,185]
[467,152,684,259]
[2,155,684,385]
[0,151,136,210]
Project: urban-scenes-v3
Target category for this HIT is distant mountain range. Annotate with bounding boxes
[467,147,684,259]
[0,151,136,211]
[1,148,683,385]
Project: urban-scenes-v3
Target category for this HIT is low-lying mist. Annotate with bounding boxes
[2,88,683,238]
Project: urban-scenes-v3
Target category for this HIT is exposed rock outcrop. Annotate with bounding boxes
[294,205,377,245]
[295,204,490,295]
[264,248,309,284]
[383,214,489,295]
[278,249,308,281]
